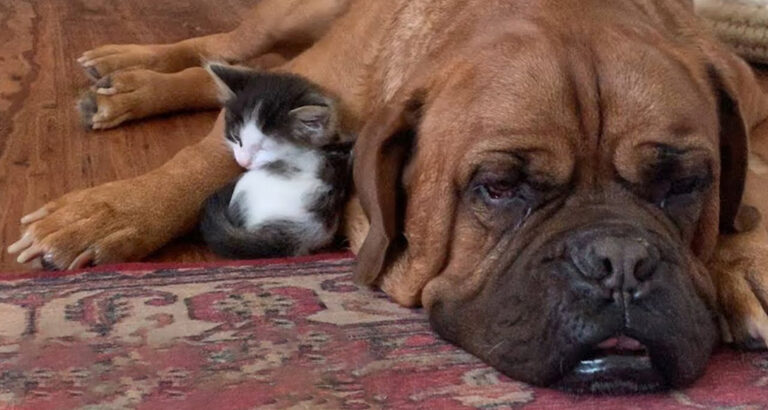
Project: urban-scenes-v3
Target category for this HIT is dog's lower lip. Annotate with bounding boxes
[555,355,667,394]
[554,336,667,394]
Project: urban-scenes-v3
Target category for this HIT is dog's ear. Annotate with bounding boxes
[204,62,255,103]
[710,65,749,234]
[702,38,768,239]
[352,95,423,286]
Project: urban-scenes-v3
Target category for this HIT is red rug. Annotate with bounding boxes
[0,254,766,409]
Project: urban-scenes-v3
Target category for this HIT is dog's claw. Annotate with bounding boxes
[718,314,734,344]
[41,254,61,271]
[745,315,768,346]
[97,87,118,96]
[68,249,95,270]
[20,207,50,225]
[85,66,101,81]
[738,337,768,351]
[77,90,99,130]
[94,76,112,89]
[17,245,44,264]
[7,233,33,254]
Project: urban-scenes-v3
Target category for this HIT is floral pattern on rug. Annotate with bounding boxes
[0,255,767,409]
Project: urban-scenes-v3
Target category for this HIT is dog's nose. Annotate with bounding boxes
[572,236,659,300]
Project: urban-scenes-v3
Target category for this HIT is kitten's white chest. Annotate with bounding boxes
[231,151,324,228]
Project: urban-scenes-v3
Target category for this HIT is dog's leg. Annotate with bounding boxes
[711,174,768,348]
[7,112,242,269]
[78,53,290,130]
[77,67,219,130]
[711,92,768,348]
[77,0,352,80]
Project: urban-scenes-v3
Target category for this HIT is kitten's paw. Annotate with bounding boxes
[711,235,768,350]
[7,181,162,270]
[77,43,193,79]
[77,69,160,130]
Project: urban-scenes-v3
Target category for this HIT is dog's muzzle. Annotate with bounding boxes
[553,227,667,393]
[547,224,716,393]
[429,222,718,395]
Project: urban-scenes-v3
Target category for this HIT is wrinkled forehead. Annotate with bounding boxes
[419,28,719,169]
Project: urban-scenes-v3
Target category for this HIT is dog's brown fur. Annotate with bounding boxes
[8,0,768,360]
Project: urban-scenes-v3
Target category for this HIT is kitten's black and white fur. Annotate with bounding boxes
[199,64,352,259]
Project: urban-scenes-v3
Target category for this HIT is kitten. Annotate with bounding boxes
[199,64,352,259]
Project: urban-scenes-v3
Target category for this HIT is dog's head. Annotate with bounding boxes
[352,13,757,393]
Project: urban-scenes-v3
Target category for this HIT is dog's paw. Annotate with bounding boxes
[77,69,164,130]
[710,235,768,350]
[7,181,163,270]
[77,44,192,79]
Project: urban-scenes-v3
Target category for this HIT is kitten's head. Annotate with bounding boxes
[206,63,340,169]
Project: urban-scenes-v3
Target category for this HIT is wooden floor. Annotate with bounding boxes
[0,0,261,271]
[1,1,768,272]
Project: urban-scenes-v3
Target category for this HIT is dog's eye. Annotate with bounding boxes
[481,180,517,200]
[475,179,537,210]
[469,176,539,229]
[467,168,559,229]
[651,175,711,208]
[669,176,706,196]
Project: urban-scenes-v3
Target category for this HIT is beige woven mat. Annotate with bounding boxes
[695,0,768,63]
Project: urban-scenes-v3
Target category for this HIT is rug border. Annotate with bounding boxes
[0,251,355,281]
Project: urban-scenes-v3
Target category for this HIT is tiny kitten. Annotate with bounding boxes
[199,64,352,259]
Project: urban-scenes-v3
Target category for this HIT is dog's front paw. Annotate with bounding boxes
[77,43,194,80]
[78,69,163,130]
[7,180,168,270]
[710,233,768,350]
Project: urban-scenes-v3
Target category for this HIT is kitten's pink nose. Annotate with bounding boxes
[237,157,252,169]
[234,151,252,169]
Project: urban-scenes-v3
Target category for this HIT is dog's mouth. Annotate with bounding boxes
[590,335,648,357]
[554,335,668,394]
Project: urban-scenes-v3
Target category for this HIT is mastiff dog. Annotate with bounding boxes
[9,0,768,393]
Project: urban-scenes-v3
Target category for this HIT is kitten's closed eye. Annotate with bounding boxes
[225,120,243,146]
[228,131,243,146]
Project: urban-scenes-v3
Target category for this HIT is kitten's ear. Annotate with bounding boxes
[288,105,338,146]
[204,62,254,103]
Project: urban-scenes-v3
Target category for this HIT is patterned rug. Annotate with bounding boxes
[0,254,767,409]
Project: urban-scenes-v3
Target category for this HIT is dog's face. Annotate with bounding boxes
[354,25,751,393]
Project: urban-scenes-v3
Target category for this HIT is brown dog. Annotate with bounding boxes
[8,0,768,393]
